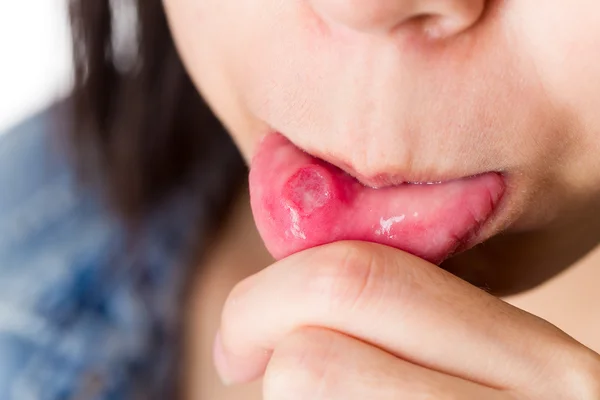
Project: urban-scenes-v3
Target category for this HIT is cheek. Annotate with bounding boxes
[163,0,271,159]
[512,0,600,187]
[515,2,600,126]
[514,0,600,101]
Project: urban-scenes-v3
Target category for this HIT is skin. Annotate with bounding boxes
[162,0,600,398]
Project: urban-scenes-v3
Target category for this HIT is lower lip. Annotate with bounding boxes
[249,134,505,264]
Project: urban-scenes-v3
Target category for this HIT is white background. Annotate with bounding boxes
[0,1,72,134]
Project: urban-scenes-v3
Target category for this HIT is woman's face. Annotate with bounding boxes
[163,0,600,292]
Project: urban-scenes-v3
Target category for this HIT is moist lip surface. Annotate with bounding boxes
[249,134,505,264]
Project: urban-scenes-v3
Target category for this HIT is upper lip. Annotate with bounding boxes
[290,140,483,188]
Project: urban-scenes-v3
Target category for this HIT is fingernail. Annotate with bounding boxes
[213,330,234,386]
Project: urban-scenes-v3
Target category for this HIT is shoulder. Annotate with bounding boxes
[0,103,198,399]
[0,102,83,247]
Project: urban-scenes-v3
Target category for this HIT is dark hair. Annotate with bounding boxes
[67,0,246,230]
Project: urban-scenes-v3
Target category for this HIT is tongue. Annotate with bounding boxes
[249,134,504,264]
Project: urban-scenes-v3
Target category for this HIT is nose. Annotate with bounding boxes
[309,0,486,39]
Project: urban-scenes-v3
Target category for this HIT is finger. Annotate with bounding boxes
[217,241,595,393]
[263,327,512,400]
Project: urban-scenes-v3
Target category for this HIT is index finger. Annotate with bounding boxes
[215,241,596,394]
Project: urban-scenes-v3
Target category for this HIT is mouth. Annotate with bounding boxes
[249,133,506,264]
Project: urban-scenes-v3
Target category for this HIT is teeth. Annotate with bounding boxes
[407,181,444,185]
[369,180,445,189]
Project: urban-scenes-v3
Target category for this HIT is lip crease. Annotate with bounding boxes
[289,141,477,189]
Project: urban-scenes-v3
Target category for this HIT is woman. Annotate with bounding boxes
[1,0,599,398]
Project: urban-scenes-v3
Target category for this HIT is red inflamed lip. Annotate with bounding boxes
[249,133,505,264]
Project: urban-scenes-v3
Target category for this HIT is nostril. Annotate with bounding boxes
[398,13,439,36]
[309,0,486,39]
[400,12,478,40]
[422,14,460,39]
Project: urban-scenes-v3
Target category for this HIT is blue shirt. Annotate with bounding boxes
[0,107,203,399]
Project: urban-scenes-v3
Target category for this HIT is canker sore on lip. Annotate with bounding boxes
[283,166,332,216]
[249,133,505,264]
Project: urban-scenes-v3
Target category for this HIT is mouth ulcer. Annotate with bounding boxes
[249,133,505,264]
[283,167,333,215]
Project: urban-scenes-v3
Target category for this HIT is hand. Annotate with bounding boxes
[213,241,600,399]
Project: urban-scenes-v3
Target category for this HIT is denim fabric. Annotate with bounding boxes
[0,107,201,399]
